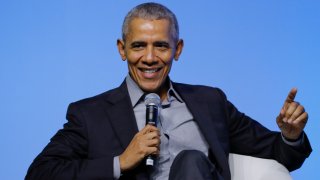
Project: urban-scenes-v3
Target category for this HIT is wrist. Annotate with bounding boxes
[119,154,127,172]
[282,132,303,142]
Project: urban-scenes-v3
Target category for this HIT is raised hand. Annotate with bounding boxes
[276,88,308,140]
[119,125,160,172]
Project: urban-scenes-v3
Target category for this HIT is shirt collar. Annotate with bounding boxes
[167,81,183,103]
[125,74,183,108]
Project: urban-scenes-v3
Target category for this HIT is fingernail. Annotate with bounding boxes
[288,119,293,123]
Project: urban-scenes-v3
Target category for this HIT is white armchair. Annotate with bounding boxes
[229,153,292,180]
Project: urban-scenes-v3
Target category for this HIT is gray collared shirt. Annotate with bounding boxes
[113,75,303,179]
[113,75,209,180]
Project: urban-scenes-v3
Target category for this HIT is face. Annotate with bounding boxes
[117,18,183,99]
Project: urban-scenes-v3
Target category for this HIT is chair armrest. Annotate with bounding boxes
[228,153,292,180]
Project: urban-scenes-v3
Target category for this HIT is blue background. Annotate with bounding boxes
[0,0,319,179]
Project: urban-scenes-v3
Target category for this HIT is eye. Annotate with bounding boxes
[154,42,170,51]
[131,42,146,50]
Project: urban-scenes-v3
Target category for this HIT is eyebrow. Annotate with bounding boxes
[130,41,147,48]
[154,41,170,47]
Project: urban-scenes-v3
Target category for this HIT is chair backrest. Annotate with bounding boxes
[228,153,292,180]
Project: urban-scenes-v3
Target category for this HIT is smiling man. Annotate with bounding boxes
[117,17,183,99]
[26,2,312,180]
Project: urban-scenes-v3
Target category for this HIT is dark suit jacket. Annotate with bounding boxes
[26,81,312,180]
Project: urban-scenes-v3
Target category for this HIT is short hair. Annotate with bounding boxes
[122,2,179,42]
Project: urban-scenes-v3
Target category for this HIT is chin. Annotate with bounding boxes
[139,83,161,93]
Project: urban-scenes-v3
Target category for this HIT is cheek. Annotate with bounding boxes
[127,63,138,74]
[159,50,175,63]
[162,56,174,68]
[127,51,143,62]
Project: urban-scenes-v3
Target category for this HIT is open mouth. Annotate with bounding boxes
[139,68,162,73]
[138,67,162,79]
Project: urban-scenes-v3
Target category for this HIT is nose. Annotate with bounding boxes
[143,46,157,65]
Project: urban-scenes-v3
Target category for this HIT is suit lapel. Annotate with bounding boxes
[103,81,149,180]
[173,83,230,178]
[103,81,139,149]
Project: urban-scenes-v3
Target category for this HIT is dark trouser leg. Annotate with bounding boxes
[169,150,223,180]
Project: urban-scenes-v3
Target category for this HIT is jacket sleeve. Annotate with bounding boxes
[25,103,115,180]
[216,89,312,171]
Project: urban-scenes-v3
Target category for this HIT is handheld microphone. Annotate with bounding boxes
[144,93,160,166]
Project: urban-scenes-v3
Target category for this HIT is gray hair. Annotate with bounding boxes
[122,2,179,42]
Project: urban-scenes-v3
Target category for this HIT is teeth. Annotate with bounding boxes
[143,69,158,73]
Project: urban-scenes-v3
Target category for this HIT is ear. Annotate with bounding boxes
[117,39,127,61]
[174,39,184,61]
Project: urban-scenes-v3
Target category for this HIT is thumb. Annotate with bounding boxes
[277,108,286,124]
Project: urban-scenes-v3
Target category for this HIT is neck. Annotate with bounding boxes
[149,78,170,102]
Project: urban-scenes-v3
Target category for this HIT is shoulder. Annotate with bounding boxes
[68,84,126,111]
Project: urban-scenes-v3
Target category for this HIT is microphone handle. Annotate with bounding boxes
[146,104,158,166]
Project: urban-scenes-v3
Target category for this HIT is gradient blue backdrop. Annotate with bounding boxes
[1,0,319,179]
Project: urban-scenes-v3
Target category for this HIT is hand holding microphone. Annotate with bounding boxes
[119,93,161,172]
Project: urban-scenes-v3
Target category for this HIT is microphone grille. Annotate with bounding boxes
[144,93,161,106]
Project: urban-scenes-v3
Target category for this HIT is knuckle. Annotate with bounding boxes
[139,148,147,155]
[135,135,142,141]
[285,111,291,117]
[152,147,157,152]
[151,139,157,145]
[292,102,299,107]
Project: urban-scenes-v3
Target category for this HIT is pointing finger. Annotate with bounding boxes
[285,88,298,103]
[282,88,298,109]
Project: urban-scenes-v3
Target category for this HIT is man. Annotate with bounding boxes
[26,2,312,180]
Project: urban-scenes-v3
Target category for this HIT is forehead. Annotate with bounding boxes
[126,18,172,40]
